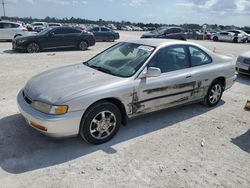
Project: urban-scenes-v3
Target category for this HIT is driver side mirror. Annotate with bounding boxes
[140,67,161,78]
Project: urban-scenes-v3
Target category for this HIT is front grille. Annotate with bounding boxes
[239,68,250,74]
[23,91,33,104]
[244,58,250,65]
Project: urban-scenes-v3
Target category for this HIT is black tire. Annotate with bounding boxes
[26,42,40,53]
[213,36,218,41]
[233,37,238,43]
[203,80,224,107]
[78,40,88,51]
[109,36,115,42]
[80,101,122,144]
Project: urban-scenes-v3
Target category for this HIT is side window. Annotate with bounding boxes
[64,28,81,34]
[54,28,66,34]
[148,46,190,73]
[92,27,100,32]
[101,27,110,32]
[12,23,20,28]
[189,46,212,67]
[2,23,12,28]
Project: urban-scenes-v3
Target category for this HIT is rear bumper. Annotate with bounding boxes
[17,90,83,138]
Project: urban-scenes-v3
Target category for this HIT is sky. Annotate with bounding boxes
[1,0,250,26]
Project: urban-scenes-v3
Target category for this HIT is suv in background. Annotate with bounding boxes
[0,21,30,40]
[141,26,186,40]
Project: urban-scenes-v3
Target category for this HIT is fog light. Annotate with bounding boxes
[30,121,48,132]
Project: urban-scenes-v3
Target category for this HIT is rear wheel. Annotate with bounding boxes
[80,101,121,144]
[78,41,88,51]
[26,42,40,53]
[203,80,224,107]
[213,36,218,41]
[233,37,238,43]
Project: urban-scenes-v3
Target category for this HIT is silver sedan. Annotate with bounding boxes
[17,39,236,144]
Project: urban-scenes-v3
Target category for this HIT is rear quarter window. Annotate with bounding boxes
[189,46,212,67]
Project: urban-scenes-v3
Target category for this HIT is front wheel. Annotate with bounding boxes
[26,42,40,53]
[203,80,224,107]
[80,101,121,144]
[78,41,88,51]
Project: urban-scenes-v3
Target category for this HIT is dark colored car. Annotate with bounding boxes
[141,26,186,40]
[12,27,95,53]
[87,26,120,42]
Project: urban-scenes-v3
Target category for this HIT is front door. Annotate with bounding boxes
[132,45,196,114]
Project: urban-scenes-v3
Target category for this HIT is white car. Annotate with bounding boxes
[31,22,48,32]
[213,31,247,43]
[48,23,62,28]
[0,21,29,40]
[227,30,249,43]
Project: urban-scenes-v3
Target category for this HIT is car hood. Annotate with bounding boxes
[24,64,123,104]
[240,51,250,58]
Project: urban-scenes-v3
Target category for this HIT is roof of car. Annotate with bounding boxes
[129,39,189,47]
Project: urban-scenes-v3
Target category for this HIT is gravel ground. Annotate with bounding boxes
[0,31,250,188]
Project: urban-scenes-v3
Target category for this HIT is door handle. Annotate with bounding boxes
[186,75,192,79]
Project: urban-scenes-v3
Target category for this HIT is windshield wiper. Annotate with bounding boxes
[88,65,114,75]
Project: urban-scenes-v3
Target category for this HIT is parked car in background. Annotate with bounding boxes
[185,30,204,40]
[141,26,186,40]
[130,25,143,31]
[227,29,250,43]
[87,26,119,42]
[121,26,133,31]
[213,31,247,43]
[107,24,117,30]
[0,21,30,40]
[12,26,95,53]
[48,23,62,28]
[17,39,236,144]
[236,51,250,75]
[31,22,48,32]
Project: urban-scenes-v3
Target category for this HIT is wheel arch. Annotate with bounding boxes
[212,77,226,90]
[80,97,128,130]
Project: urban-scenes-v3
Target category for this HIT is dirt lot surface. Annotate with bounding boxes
[0,31,250,188]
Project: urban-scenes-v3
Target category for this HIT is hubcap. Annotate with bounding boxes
[90,111,116,139]
[27,43,39,53]
[209,84,222,104]
[79,41,87,50]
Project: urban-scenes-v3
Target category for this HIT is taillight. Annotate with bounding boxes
[22,28,28,32]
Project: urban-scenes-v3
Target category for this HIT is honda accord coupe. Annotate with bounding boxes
[17,39,236,144]
[12,26,95,53]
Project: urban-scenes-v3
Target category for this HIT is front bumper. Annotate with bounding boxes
[17,90,84,138]
[236,62,250,75]
[12,40,26,51]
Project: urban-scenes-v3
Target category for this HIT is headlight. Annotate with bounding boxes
[236,56,243,63]
[31,101,68,115]
[17,39,27,44]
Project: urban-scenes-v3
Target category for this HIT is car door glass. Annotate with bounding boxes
[3,23,12,29]
[54,28,66,35]
[189,46,212,67]
[101,27,110,32]
[92,27,100,32]
[148,46,189,73]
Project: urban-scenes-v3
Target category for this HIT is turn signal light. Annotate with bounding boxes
[30,121,48,132]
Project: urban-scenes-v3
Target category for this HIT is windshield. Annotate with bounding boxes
[38,27,53,35]
[153,26,167,34]
[85,42,155,77]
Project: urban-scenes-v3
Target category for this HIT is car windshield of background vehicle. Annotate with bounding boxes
[85,42,155,77]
